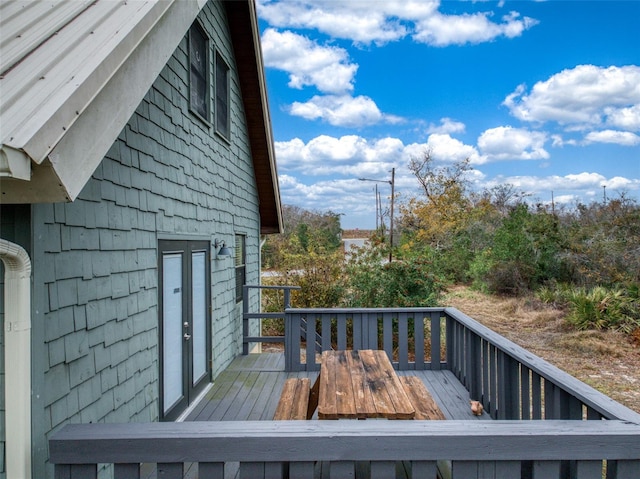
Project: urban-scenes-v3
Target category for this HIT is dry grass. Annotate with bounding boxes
[443,285,640,414]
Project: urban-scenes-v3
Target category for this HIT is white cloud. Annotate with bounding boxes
[261,29,357,94]
[482,172,640,201]
[257,0,416,45]
[275,135,405,175]
[426,117,466,134]
[278,175,391,226]
[606,176,640,190]
[583,130,640,146]
[605,105,640,131]
[276,133,640,228]
[289,95,403,127]
[477,126,549,160]
[504,65,640,129]
[413,10,538,46]
[550,134,578,147]
[257,0,536,47]
[423,133,485,164]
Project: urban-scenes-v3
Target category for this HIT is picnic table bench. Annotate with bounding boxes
[273,377,319,420]
[275,351,445,421]
[399,375,446,420]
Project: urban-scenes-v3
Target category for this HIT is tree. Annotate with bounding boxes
[401,152,472,243]
[262,206,343,270]
[399,152,481,281]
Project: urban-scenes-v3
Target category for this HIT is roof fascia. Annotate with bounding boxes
[224,0,283,234]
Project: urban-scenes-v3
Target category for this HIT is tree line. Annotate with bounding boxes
[262,152,640,335]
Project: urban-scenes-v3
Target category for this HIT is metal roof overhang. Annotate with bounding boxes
[0,0,206,202]
[0,0,282,234]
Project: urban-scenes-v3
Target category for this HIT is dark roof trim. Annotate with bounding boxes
[224,0,283,234]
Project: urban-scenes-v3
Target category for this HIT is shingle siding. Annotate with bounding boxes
[20,2,263,478]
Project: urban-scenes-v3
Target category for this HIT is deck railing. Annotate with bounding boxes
[242,284,300,354]
[284,307,640,423]
[51,302,640,479]
[51,420,640,479]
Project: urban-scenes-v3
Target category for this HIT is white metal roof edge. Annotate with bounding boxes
[1,0,174,163]
[0,0,204,202]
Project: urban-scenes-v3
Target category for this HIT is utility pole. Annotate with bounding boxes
[377,189,381,230]
[389,167,395,263]
[359,167,395,262]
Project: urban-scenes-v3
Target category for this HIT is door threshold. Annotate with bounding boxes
[175,382,214,422]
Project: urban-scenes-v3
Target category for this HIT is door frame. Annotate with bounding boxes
[158,239,212,421]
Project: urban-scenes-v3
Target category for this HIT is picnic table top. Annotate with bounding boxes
[317,349,415,420]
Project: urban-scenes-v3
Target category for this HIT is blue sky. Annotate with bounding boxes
[256,0,640,229]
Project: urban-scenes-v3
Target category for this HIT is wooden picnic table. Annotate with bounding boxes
[317,349,416,419]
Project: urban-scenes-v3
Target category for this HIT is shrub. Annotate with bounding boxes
[344,242,443,308]
[470,205,567,295]
[565,286,639,333]
[484,260,536,296]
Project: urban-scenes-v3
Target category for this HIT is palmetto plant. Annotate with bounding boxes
[566,286,638,333]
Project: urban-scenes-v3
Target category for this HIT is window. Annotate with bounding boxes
[189,23,209,120]
[215,51,230,138]
[235,234,246,303]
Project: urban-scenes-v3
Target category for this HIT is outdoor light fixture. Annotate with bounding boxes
[214,239,232,257]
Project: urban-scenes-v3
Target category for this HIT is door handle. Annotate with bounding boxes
[184,333,191,340]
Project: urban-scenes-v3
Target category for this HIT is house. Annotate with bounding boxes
[0,1,282,478]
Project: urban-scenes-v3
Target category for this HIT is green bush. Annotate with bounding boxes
[345,244,443,308]
[536,282,572,307]
[283,249,347,308]
[469,205,567,295]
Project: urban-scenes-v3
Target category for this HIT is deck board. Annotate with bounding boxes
[186,354,488,422]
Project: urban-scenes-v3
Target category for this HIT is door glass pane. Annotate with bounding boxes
[192,251,207,384]
[163,253,183,412]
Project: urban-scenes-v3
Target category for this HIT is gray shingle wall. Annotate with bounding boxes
[27,2,263,477]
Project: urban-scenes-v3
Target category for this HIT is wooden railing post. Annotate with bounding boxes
[242,285,250,355]
[284,311,297,372]
[283,288,292,309]
[429,312,441,371]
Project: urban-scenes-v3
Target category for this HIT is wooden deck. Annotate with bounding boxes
[185,353,490,422]
[49,308,640,479]
[141,353,487,478]
[51,305,640,479]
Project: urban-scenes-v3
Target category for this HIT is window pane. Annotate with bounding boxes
[190,28,206,75]
[216,52,229,137]
[190,24,209,119]
[235,235,244,267]
[190,72,208,118]
[235,235,245,302]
